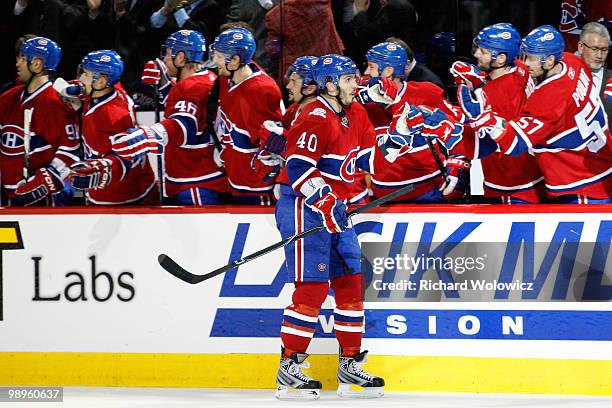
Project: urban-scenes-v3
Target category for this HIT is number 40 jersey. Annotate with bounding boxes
[277,96,378,200]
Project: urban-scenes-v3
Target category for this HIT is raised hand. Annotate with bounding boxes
[449,61,487,90]
[111,124,167,162]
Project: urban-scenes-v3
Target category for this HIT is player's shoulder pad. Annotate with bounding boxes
[245,71,282,97]
[0,84,26,101]
[303,99,334,120]
[290,100,333,130]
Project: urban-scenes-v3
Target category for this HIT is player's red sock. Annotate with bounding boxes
[281,281,328,357]
[331,274,364,357]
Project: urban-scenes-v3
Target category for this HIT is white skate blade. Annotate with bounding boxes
[275,385,320,401]
[337,383,384,398]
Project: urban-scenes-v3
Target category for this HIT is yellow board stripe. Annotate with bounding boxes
[0,352,611,395]
[0,228,18,244]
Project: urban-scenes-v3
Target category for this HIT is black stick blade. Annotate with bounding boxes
[158,254,202,284]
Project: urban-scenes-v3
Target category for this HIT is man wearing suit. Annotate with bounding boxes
[226,0,277,76]
[150,0,225,48]
[114,0,165,94]
[577,22,612,123]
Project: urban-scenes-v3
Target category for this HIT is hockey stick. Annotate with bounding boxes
[425,138,447,179]
[158,183,414,284]
[154,85,165,204]
[23,108,34,179]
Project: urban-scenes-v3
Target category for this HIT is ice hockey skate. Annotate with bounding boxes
[275,351,322,400]
[337,350,385,398]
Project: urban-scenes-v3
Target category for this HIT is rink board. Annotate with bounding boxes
[0,205,611,395]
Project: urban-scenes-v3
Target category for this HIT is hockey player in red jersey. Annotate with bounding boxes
[458,25,612,203]
[358,42,468,203]
[0,37,80,206]
[252,56,319,190]
[66,50,158,205]
[212,27,283,205]
[274,55,384,400]
[449,23,547,204]
[110,30,229,205]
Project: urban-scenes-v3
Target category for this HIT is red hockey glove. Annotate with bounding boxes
[305,185,348,234]
[390,103,423,135]
[356,77,399,104]
[449,61,487,89]
[457,84,507,139]
[69,158,114,190]
[111,124,167,162]
[439,155,471,201]
[419,106,456,144]
[252,121,287,182]
[13,167,64,206]
[259,120,288,155]
[251,150,284,182]
[141,59,172,87]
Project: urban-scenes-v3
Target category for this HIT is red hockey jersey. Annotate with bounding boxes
[467,65,547,203]
[495,53,612,198]
[82,89,157,204]
[215,66,283,196]
[0,82,79,197]
[161,69,228,197]
[282,101,370,203]
[278,96,378,201]
[363,81,452,201]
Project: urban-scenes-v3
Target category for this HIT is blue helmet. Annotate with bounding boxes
[426,32,456,58]
[313,54,358,91]
[164,30,207,63]
[521,25,565,63]
[286,56,318,88]
[474,23,521,62]
[81,50,124,85]
[366,42,408,77]
[212,28,256,65]
[19,37,61,71]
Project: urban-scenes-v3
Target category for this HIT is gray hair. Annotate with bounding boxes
[580,22,610,42]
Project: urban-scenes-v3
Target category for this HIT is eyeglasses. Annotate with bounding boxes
[580,42,610,54]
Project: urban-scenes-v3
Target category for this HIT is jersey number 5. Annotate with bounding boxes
[296,132,317,152]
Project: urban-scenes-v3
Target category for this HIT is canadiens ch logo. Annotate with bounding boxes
[1,124,25,156]
[559,2,579,32]
[0,222,24,321]
[339,147,359,182]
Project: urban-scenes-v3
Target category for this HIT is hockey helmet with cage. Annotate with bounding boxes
[313,54,358,91]
[474,23,521,62]
[80,50,124,85]
[286,56,318,88]
[365,42,408,77]
[520,25,565,64]
[19,37,61,71]
[212,28,256,65]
